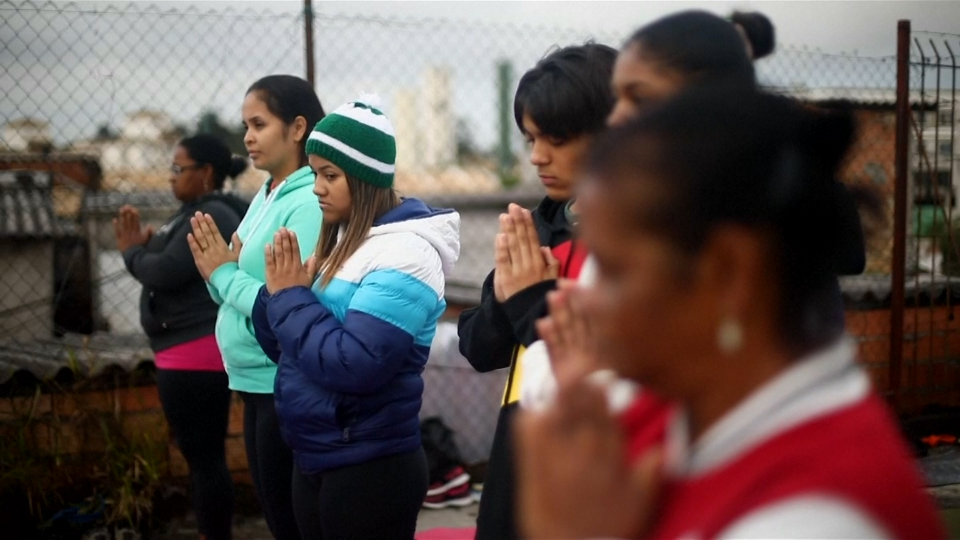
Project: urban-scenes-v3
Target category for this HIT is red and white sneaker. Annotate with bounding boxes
[426,465,470,497]
[422,482,475,509]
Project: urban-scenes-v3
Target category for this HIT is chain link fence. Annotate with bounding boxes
[2,0,948,460]
[891,31,960,412]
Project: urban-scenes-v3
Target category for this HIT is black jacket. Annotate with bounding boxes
[457,196,585,540]
[123,193,247,352]
[457,196,581,373]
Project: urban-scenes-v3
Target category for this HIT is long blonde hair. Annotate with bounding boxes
[315,175,399,289]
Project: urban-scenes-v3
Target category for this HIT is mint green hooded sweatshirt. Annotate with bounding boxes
[208,165,321,393]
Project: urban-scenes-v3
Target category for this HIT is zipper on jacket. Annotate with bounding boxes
[342,427,351,442]
[242,184,283,245]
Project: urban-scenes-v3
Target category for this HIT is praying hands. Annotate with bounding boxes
[264,227,317,294]
[187,211,242,281]
[493,203,559,303]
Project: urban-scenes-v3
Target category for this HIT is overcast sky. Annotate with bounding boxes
[144,0,960,56]
[332,1,960,55]
[7,1,959,150]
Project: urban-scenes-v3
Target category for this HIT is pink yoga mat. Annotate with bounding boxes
[416,527,476,540]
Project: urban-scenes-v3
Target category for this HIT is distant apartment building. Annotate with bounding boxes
[70,110,183,191]
[392,66,456,170]
[1,118,52,152]
[423,67,456,169]
[915,105,957,206]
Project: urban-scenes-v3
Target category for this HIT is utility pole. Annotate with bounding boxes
[497,60,514,179]
[304,0,316,88]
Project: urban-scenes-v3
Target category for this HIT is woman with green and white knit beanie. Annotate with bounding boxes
[252,94,460,540]
[304,93,397,190]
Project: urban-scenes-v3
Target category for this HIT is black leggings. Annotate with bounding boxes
[291,448,428,540]
[156,369,234,540]
[238,391,301,540]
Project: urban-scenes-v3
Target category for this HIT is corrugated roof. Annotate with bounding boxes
[0,333,153,386]
[0,171,77,238]
[0,152,102,165]
[83,190,180,213]
[841,274,960,308]
[771,86,941,108]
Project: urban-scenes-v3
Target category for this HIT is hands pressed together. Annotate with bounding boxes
[517,252,663,540]
[186,211,316,295]
[187,212,242,281]
[493,203,559,303]
[264,228,317,294]
[113,205,154,252]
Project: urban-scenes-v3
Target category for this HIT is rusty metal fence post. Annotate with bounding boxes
[891,19,911,409]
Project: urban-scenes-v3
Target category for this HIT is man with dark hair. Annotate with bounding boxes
[456,42,618,540]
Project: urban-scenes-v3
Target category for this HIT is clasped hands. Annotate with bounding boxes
[187,212,241,282]
[517,268,663,539]
[187,213,315,293]
[112,205,153,252]
[493,203,559,303]
[263,227,317,294]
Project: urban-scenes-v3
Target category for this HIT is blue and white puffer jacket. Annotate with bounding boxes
[252,198,460,474]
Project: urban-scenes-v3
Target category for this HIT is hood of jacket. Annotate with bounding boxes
[204,192,250,218]
[364,197,461,277]
[532,195,574,246]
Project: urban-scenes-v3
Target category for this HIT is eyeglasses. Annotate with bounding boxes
[170,163,203,175]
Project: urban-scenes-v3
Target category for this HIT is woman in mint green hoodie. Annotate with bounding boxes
[189,75,324,540]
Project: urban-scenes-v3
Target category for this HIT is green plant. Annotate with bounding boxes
[500,173,521,189]
[95,416,166,529]
[0,385,74,518]
[0,380,169,534]
[936,217,960,277]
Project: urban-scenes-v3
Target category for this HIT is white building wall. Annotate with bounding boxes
[2,121,52,152]
[0,242,54,342]
[422,67,456,169]
[393,89,420,170]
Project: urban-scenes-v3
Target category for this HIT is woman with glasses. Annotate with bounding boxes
[114,133,249,540]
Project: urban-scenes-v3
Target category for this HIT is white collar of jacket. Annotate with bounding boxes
[243,166,316,240]
[334,198,461,278]
[665,337,869,477]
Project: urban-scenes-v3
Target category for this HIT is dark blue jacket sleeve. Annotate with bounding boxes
[252,285,282,364]
[265,277,434,395]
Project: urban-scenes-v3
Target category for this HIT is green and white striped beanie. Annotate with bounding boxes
[305,94,396,189]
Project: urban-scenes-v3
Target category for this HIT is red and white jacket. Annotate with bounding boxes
[520,257,943,538]
[632,339,944,539]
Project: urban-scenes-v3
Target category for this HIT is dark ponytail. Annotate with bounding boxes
[584,83,868,355]
[179,134,248,190]
[227,156,248,180]
[626,10,777,85]
[730,11,776,60]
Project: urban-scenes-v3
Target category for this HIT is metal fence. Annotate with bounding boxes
[886,27,960,413]
[1,0,955,461]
